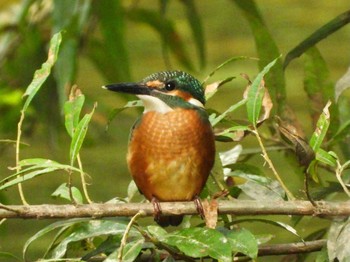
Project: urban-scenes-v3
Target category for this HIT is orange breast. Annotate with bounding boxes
[127,108,215,201]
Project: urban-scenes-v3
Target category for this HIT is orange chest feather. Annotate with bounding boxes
[127,108,215,201]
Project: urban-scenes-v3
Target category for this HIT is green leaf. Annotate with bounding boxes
[127,8,194,71]
[70,104,96,165]
[328,218,350,261]
[303,47,338,137]
[93,0,130,81]
[284,10,350,69]
[246,57,279,125]
[126,180,139,202]
[0,158,81,190]
[309,101,331,152]
[211,98,247,126]
[52,0,91,109]
[82,235,122,261]
[204,76,235,101]
[232,218,303,240]
[51,220,138,259]
[0,252,20,261]
[335,66,350,102]
[329,119,350,145]
[229,170,285,200]
[51,183,83,204]
[226,228,258,258]
[304,47,333,104]
[147,225,168,239]
[234,0,286,115]
[105,239,144,262]
[64,92,85,137]
[23,218,92,260]
[164,228,232,261]
[106,100,142,131]
[22,32,62,111]
[0,167,59,191]
[219,145,243,167]
[214,125,250,142]
[315,149,337,167]
[179,0,205,69]
[203,56,257,84]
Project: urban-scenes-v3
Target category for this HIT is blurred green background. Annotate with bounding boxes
[0,0,349,260]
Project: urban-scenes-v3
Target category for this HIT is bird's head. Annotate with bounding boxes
[103,71,205,113]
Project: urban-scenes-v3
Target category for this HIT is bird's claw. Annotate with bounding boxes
[194,196,205,220]
[151,197,162,223]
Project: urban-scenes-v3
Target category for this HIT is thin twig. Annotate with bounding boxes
[67,169,76,205]
[304,170,317,206]
[118,210,146,261]
[253,127,295,200]
[335,160,350,198]
[0,204,19,213]
[77,154,93,204]
[16,111,28,205]
[257,239,326,256]
[0,218,6,226]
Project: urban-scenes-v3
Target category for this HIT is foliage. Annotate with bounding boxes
[1,1,350,261]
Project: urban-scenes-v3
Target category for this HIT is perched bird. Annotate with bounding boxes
[104,71,215,226]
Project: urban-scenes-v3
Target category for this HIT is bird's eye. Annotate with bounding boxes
[165,80,176,91]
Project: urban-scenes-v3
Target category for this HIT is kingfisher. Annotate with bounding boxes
[104,71,215,226]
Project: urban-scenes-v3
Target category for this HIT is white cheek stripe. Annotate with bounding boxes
[137,95,173,114]
[188,98,204,108]
[137,95,204,114]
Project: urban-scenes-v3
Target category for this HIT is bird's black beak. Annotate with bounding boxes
[103,82,151,95]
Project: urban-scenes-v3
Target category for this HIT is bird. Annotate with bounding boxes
[104,70,215,226]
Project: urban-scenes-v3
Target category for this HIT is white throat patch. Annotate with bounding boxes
[137,95,173,114]
[188,98,204,108]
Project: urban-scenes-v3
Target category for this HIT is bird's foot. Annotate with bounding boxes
[194,196,205,220]
[151,197,162,223]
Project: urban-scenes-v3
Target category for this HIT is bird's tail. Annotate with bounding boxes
[155,215,183,227]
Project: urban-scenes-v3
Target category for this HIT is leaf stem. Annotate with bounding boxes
[67,169,76,205]
[118,210,146,261]
[335,160,350,198]
[253,127,295,200]
[77,154,93,204]
[16,111,28,205]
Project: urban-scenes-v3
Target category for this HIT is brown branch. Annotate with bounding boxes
[258,239,326,256]
[0,200,349,219]
[85,239,326,261]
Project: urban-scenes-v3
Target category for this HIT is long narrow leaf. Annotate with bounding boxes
[64,91,85,137]
[233,0,286,115]
[284,9,350,69]
[335,66,350,102]
[52,0,90,109]
[22,32,62,111]
[203,56,256,84]
[210,98,247,126]
[231,218,303,240]
[303,47,338,137]
[309,101,331,152]
[23,218,91,260]
[0,158,82,187]
[106,100,142,131]
[93,0,130,81]
[70,104,96,165]
[180,0,205,68]
[127,8,194,71]
[246,57,279,125]
[51,220,138,259]
[0,167,59,191]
